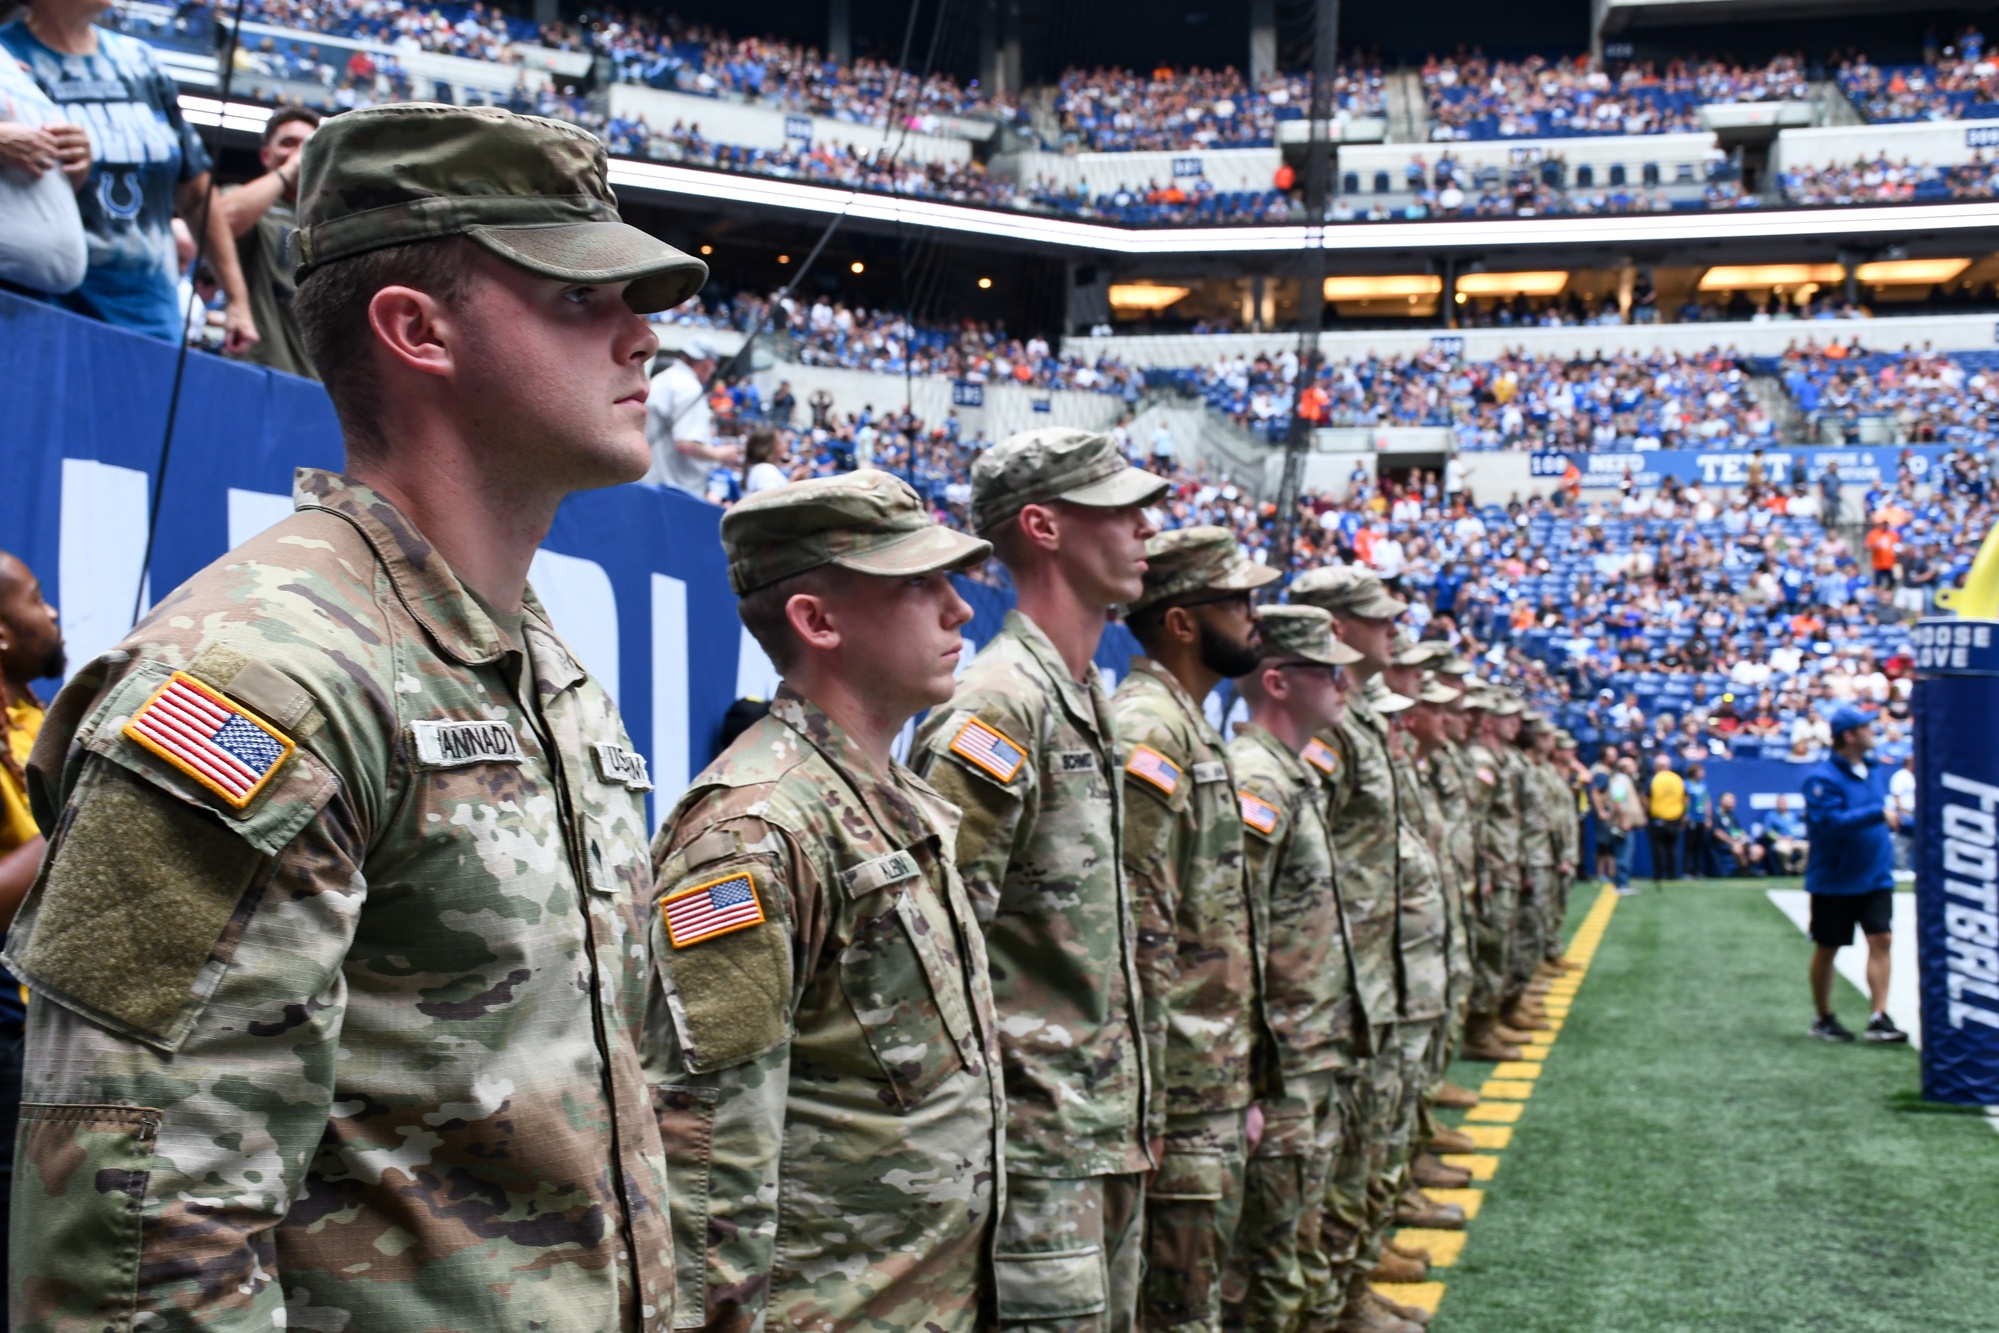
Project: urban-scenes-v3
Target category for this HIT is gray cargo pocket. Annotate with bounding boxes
[1149,1148,1226,1201]
[994,1245,1107,1321]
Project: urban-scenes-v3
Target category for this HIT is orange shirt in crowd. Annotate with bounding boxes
[1866,525,1899,572]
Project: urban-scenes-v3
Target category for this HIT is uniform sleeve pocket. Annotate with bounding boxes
[652,1085,717,1330]
[11,1103,161,1330]
[993,1246,1107,1322]
[1150,1148,1227,1201]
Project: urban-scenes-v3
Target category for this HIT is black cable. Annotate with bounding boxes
[133,0,250,624]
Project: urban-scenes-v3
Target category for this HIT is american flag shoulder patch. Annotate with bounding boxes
[1238,790,1281,836]
[1124,744,1182,796]
[1300,737,1340,777]
[122,671,295,810]
[663,868,767,948]
[949,716,1026,783]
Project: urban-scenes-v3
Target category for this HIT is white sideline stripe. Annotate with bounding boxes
[1766,890,1921,1045]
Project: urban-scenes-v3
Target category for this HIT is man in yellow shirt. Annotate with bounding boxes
[1647,752,1687,887]
[0,548,62,1326]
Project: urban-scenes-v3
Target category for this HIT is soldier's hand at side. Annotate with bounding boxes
[1245,1104,1265,1152]
[1148,1136,1165,1169]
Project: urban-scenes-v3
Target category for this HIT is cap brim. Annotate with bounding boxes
[1061,466,1171,510]
[467,221,709,313]
[832,525,992,579]
[1219,560,1284,593]
[1374,691,1416,714]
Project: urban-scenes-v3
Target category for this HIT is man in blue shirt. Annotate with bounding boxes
[2,0,255,348]
[1801,703,1908,1044]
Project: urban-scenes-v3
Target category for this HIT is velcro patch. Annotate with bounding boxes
[949,717,1027,784]
[1239,790,1281,836]
[1192,761,1228,784]
[1124,745,1182,796]
[840,848,922,898]
[663,870,767,948]
[410,719,525,767]
[1301,737,1340,777]
[593,741,653,791]
[122,672,294,810]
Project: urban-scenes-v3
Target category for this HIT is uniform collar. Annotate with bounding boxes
[1235,721,1309,785]
[1129,656,1224,746]
[1002,609,1108,737]
[293,468,510,666]
[768,685,941,851]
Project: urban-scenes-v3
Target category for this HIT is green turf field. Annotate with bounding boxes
[1428,879,1999,1333]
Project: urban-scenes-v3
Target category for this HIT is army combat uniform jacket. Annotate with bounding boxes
[1112,659,1273,1121]
[1317,694,1398,1042]
[1226,724,1359,1073]
[647,689,1005,1333]
[6,470,673,1332]
[912,610,1150,1177]
[1386,743,1450,1024]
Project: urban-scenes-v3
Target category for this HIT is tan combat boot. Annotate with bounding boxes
[1373,1246,1429,1282]
[1501,1003,1552,1032]
[1460,1016,1522,1062]
[1411,1153,1471,1189]
[1386,1238,1432,1264]
[1395,1190,1467,1230]
[1336,1278,1423,1333]
[1433,1079,1480,1109]
[1428,1124,1477,1154]
[1368,1287,1434,1328]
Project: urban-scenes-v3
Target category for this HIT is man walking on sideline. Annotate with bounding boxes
[1803,704,1909,1044]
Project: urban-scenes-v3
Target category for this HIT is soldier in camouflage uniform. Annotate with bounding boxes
[1112,526,1278,1333]
[1545,733,1583,967]
[1285,567,1427,1333]
[1513,715,1557,1003]
[646,472,1006,1333]
[1427,662,1487,1114]
[1220,607,1364,1333]
[4,104,709,1332]
[912,428,1165,1332]
[1484,698,1550,1037]
[1462,692,1529,1062]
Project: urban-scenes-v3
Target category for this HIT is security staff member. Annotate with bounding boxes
[647,472,1007,1332]
[5,104,705,1331]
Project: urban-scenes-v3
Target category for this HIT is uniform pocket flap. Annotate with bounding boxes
[12,1103,161,1329]
[1151,1148,1227,1201]
[992,1246,1107,1321]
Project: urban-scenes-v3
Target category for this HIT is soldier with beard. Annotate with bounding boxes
[1112,526,1279,1333]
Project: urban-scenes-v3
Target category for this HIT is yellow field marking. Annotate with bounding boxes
[1416,885,1622,1323]
[1372,1280,1446,1313]
[1423,1187,1484,1218]
[1479,1080,1536,1100]
[1392,1228,1467,1266]
[1441,1152,1499,1181]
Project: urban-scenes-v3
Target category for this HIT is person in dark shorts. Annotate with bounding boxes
[1802,703,1908,1044]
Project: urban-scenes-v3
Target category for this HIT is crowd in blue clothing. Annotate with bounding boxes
[1836,29,1999,123]
[1421,52,1810,141]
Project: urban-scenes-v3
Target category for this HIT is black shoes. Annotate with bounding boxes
[1810,1013,1856,1043]
[1865,1013,1910,1044]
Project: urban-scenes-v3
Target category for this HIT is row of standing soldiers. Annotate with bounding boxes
[648,430,1590,1333]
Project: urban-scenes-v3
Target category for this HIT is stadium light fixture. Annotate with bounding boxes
[699,244,713,255]
[1456,270,1570,297]
[1323,275,1441,299]
[1855,258,1973,285]
[778,254,790,263]
[979,277,994,289]
[1698,263,1844,289]
[1108,283,1191,309]
[851,261,865,274]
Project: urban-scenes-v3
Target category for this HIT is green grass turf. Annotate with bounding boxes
[1433,879,1999,1333]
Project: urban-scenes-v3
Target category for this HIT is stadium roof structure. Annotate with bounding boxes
[1597,0,1965,34]
[186,92,1999,279]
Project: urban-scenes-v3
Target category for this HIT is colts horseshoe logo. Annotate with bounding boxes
[98,170,143,221]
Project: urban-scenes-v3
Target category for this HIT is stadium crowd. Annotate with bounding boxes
[1421,53,1810,141]
[1836,28,1997,122]
[1052,64,1377,151]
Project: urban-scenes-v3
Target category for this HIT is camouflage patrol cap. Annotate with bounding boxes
[1290,563,1408,619]
[1128,525,1281,614]
[1254,606,1362,667]
[1488,694,1525,717]
[1365,676,1415,714]
[1436,654,1474,676]
[294,104,708,313]
[970,427,1169,535]
[721,469,990,595]
[1417,672,1460,705]
[1557,731,1579,749]
[1392,635,1451,667]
